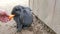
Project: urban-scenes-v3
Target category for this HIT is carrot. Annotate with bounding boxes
[8,15,15,20]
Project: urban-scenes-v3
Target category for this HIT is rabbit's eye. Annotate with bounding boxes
[23,10,26,13]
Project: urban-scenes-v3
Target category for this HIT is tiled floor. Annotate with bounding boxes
[0,14,56,34]
[16,15,56,34]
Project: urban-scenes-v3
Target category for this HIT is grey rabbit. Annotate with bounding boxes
[11,5,33,32]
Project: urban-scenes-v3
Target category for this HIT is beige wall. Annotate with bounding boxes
[52,0,60,34]
[29,0,60,34]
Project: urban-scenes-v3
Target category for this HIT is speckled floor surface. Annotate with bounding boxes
[0,14,56,34]
[16,14,56,34]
